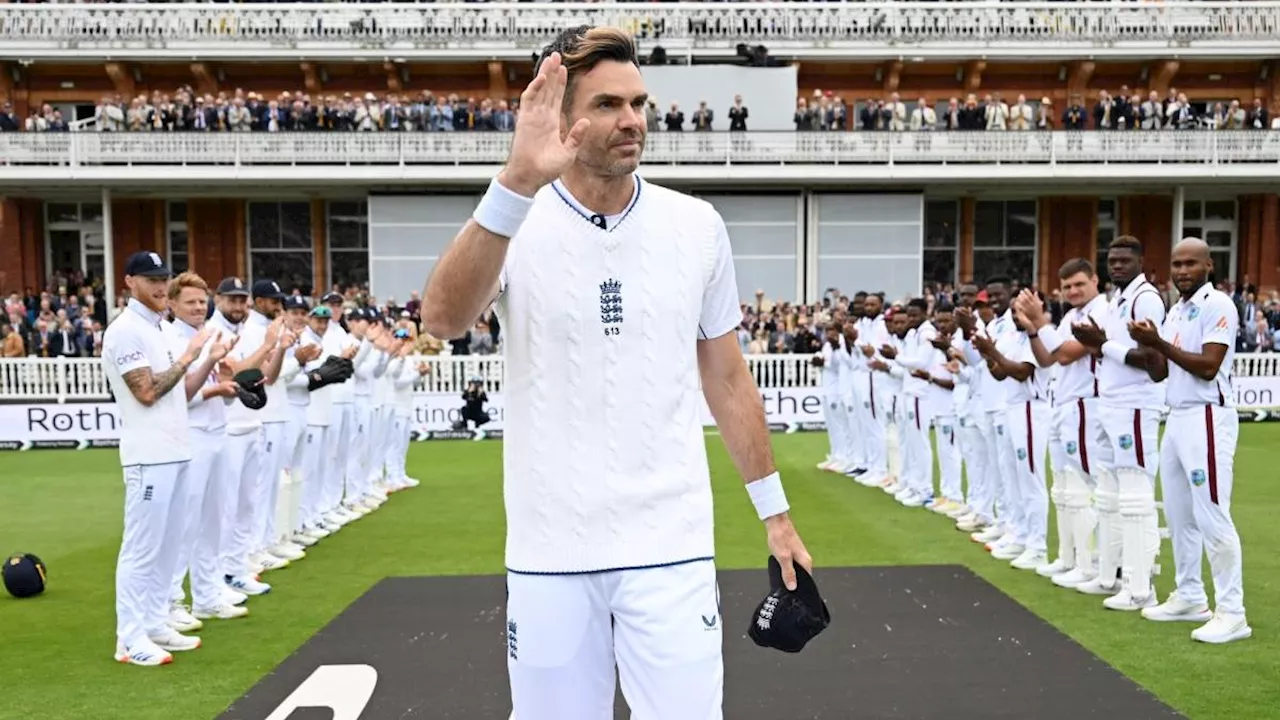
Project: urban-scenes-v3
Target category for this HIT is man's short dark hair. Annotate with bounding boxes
[1059,258,1096,280]
[1109,235,1144,256]
[985,276,1012,289]
[934,302,955,314]
[907,298,928,311]
[853,291,868,299]
[535,26,639,111]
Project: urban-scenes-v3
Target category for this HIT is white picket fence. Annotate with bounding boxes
[1,353,1277,403]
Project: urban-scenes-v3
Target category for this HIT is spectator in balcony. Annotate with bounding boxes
[1247,98,1269,129]
[1169,92,1196,129]
[227,97,251,132]
[960,94,984,130]
[1093,89,1115,130]
[95,95,125,132]
[24,106,49,133]
[984,93,1008,131]
[692,100,713,131]
[1008,94,1032,131]
[910,97,936,131]
[664,102,684,131]
[1062,96,1087,130]
[1140,91,1163,130]
[0,102,17,132]
[885,92,906,132]
[452,95,473,131]
[941,97,960,130]
[859,97,880,131]
[644,99,658,132]
[428,96,453,131]
[728,94,748,132]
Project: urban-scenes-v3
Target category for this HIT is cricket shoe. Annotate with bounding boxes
[1104,587,1158,611]
[226,574,271,596]
[270,542,306,561]
[1141,593,1213,623]
[252,552,290,572]
[300,525,329,541]
[356,497,381,512]
[364,492,387,507]
[343,501,371,517]
[336,505,363,522]
[1010,549,1047,571]
[945,503,973,519]
[990,541,1025,561]
[114,639,173,667]
[956,514,989,533]
[1075,576,1121,596]
[223,588,248,606]
[855,474,885,488]
[843,467,869,479]
[1052,567,1096,589]
[291,530,320,546]
[316,519,343,534]
[1191,611,1252,645]
[149,628,201,652]
[972,525,1003,544]
[167,603,203,633]
[1035,558,1070,578]
[817,458,834,471]
[322,510,351,527]
[193,603,249,621]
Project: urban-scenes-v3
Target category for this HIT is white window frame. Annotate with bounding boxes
[1181,197,1237,284]
[166,201,189,274]
[325,200,370,291]
[43,201,104,281]
[245,200,314,290]
[922,197,960,287]
[971,198,1039,285]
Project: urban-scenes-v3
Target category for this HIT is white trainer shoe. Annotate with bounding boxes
[1010,549,1047,571]
[1052,567,1095,589]
[972,525,1003,544]
[149,628,201,652]
[956,515,988,533]
[114,639,173,666]
[257,554,290,572]
[991,542,1025,561]
[1142,594,1213,623]
[1191,611,1252,644]
[167,603,203,633]
[945,503,973,519]
[193,603,249,620]
[223,588,248,606]
[270,543,306,561]
[1035,558,1069,578]
[302,525,330,540]
[1075,576,1120,596]
[1103,587,1157,611]
[226,574,271,596]
[291,531,320,546]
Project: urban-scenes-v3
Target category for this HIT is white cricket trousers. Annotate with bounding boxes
[854,372,888,481]
[1052,398,1110,570]
[347,400,372,499]
[933,413,963,502]
[171,428,229,611]
[222,428,263,579]
[1005,400,1051,553]
[116,460,189,649]
[822,384,849,465]
[300,424,330,529]
[901,394,934,497]
[1098,404,1161,599]
[843,383,867,469]
[279,406,308,539]
[507,559,723,720]
[365,406,388,489]
[255,421,288,553]
[1160,405,1245,616]
[326,402,353,509]
[387,411,409,482]
[961,412,994,521]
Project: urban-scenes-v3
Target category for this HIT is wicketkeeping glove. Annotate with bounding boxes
[307,357,350,391]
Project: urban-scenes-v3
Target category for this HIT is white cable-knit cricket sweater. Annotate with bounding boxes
[495,177,743,574]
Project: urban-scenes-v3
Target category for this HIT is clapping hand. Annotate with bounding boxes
[910,368,931,380]
[1071,316,1107,349]
[1128,319,1160,347]
[970,333,995,356]
[879,344,897,360]
[209,333,239,362]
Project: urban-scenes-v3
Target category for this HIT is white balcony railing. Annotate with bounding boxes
[1,2,1278,60]
[3,353,1278,404]
[4,131,1280,170]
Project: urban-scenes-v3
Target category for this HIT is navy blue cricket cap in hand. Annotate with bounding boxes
[748,556,831,654]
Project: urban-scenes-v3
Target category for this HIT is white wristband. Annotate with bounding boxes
[1101,340,1129,366]
[1036,323,1065,355]
[472,177,535,239]
[746,471,789,521]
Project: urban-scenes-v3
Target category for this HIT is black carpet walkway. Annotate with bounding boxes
[222,565,1185,720]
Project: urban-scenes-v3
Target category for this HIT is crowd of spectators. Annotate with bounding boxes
[5,84,1278,135]
[5,271,1280,361]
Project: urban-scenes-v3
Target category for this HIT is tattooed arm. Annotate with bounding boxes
[116,327,212,407]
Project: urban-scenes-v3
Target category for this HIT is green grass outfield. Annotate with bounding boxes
[1,426,1278,720]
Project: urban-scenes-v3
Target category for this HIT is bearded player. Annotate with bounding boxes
[421,27,812,719]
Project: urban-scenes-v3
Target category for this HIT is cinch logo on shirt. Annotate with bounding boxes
[117,350,144,366]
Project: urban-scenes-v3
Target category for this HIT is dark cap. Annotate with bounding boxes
[123,251,171,278]
[309,305,333,319]
[2,553,47,598]
[252,279,287,301]
[321,292,344,304]
[347,307,371,323]
[284,296,309,311]
[216,277,251,297]
[747,556,831,654]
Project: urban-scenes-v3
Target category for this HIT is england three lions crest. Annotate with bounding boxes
[600,278,623,336]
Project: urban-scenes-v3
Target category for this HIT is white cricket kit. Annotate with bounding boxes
[389,355,417,485]
[347,336,378,500]
[1047,295,1111,573]
[819,339,850,467]
[929,339,961,504]
[854,314,891,481]
[323,322,357,509]
[1158,283,1245,616]
[101,298,194,651]
[247,311,290,556]
[898,320,943,500]
[209,310,266,582]
[999,329,1051,554]
[166,318,232,612]
[835,334,865,470]
[279,343,310,541]
[300,327,334,531]
[952,334,984,512]
[493,176,740,720]
[964,311,1018,525]
[367,347,394,490]
[1097,275,1167,600]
